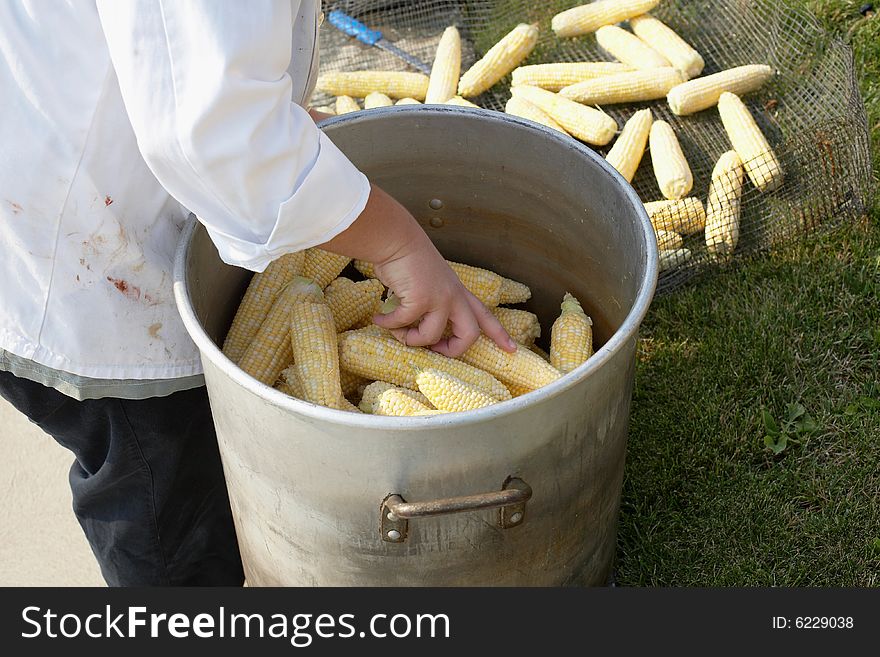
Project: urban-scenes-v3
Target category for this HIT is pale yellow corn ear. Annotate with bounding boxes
[717,92,783,193]
[705,150,746,255]
[644,198,706,234]
[552,0,660,37]
[654,229,684,251]
[317,71,430,100]
[445,96,481,108]
[499,277,532,304]
[276,366,304,397]
[459,335,562,391]
[359,381,432,413]
[510,86,617,146]
[667,64,775,116]
[605,108,653,182]
[289,300,346,409]
[395,97,422,106]
[550,293,593,374]
[458,23,539,97]
[416,369,498,412]
[530,343,551,360]
[505,96,570,135]
[559,68,683,106]
[629,14,705,80]
[658,248,693,272]
[373,389,444,417]
[303,248,351,288]
[595,25,671,69]
[426,26,462,104]
[335,95,360,115]
[238,277,323,386]
[491,307,541,345]
[364,92,393,109]
[650,120,693,200]
[222,251,305,364]
[339,332,512,401]
[507,383,532,397]
[311,104,336,116]
[511,62,633,92]
[324,277,385,332]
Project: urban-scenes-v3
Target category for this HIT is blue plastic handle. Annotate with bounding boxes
[328,10,382,46]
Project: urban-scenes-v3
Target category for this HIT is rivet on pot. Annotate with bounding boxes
[509,512,523,524]
[429,217,444,228]
[386,512,397,521]
[429,198,444,210]
[386,529,402,541]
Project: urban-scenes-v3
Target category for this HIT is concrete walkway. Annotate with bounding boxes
[0,397,104,586]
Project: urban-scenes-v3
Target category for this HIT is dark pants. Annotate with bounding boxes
[0,370,244,586]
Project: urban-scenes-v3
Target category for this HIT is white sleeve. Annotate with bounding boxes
[96,0,371,272]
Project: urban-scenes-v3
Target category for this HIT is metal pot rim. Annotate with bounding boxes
[172,107,658,431]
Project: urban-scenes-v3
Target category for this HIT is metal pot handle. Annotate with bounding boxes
[380,476,531,543]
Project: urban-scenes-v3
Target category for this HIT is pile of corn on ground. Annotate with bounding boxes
[222,248,595,415]
[315,0,786,274]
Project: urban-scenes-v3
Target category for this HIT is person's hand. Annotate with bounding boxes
[320,185,516,357]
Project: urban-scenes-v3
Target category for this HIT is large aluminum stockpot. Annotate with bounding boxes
[173,107,658,586]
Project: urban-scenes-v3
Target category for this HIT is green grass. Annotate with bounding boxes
[616,0,880,587]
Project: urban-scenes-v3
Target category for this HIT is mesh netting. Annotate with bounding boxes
[315,0,873,293]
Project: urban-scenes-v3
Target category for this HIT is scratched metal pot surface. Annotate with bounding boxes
[173,108,658,586]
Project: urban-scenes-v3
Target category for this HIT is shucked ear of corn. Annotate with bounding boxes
[558,68,683,106]
[705,150,746,255]
[629,14,705,80]
[605,108,653,183]
[510,85,618,146]
[511,62,633,92]
[416,369,498,412]
[667,64,775,116]
[550,293,594,374]
[505,96,570,135]
[426,26,462,104]
[644,198,707,234]
[649,120,693,200]
[717,92,784,192]
[318,71,431,100]
[552,0,661,38]
[458,23,539,98]
[595,25,671,70]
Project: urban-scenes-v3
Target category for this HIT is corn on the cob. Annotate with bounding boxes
[559,67,683,106]
[491,307,541,345]
[289,300,346,409]
[395,97,422,106]
[459,335,561,391]
[705,150,746,255]
[629,14,705,80]
[510,86,617,146]
[650,120,693,200]
[595,25,671,70]
[373,389,444,417]
[276,366,304,398]
[335,95,361,115]
[303,248,351,288]
[324,277,385,332]
[511,62,633,92]
[552,0,660,38]
[317,71,431,101]
[458,23,539,97]
[655,229,684,251]
[339,332,512,400]
[717,92,783,193]
[416,369,497,412]
[506,383,532,397]
[667,64,775,116]
[499,277,531,304]
[605,108,653,182]
[658,248,693,272]
[238,277,323,385]
[445,96,481,108]
[359,381,432,413]
[644,198,706,234]
[550,293,594,374]
[222,251,306,364]
[529,343,551,362]
[364,92,393,109]
[505,96,570,134]
[426,26,462,104]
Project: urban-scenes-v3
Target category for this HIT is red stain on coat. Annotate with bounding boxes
[106,276,141,301]
[104,196,113,206]
[7,200,23,214]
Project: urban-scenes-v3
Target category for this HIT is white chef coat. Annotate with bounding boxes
[0,0,372,398]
